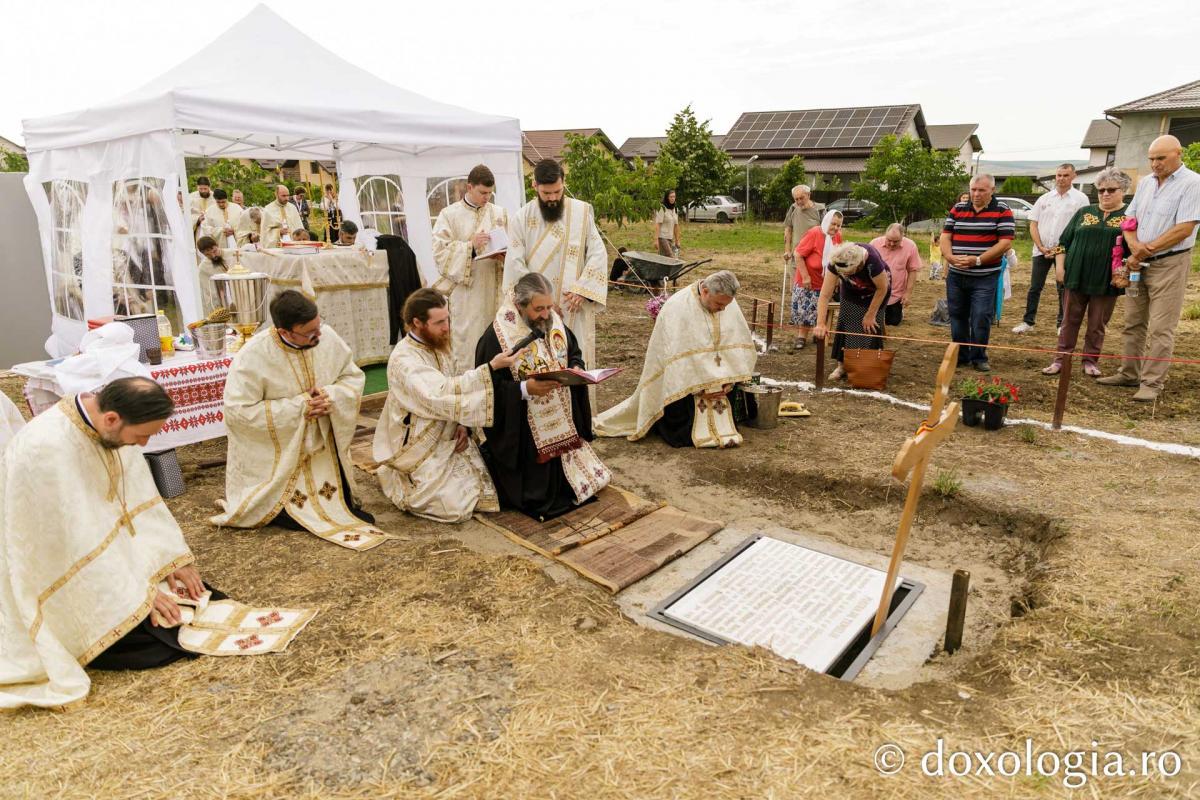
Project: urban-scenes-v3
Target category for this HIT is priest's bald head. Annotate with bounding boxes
[271,289,323,349]
[275,184,290,206]
[513,272,555,332]
[699,270,739,314]
[532,159,565,223]
[93,377,175,448]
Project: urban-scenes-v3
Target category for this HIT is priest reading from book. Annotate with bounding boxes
[475,272,612,521]
[260,185,303,248]
[431,164,510,374]
[502,159,608,379]
[212,290,391,551]
[594,270,757,448]
[373,288,530,523]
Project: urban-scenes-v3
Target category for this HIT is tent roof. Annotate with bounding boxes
[22,4,520,157]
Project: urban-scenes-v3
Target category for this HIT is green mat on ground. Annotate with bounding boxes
[363,363,388,395]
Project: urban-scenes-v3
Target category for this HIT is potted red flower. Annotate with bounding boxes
[957,376,1019,430]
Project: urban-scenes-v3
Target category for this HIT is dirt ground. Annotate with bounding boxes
[1,221,1198,798]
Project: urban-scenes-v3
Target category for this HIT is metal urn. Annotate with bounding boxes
[211,265,270,352]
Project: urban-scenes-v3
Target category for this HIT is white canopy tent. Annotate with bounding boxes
[21,4,523,354]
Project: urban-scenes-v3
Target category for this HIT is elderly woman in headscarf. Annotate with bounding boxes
[1041,167,1133,378]
[790,210,842,351]
[813,241,891,381]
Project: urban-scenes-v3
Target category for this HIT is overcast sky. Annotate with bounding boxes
[1,0,1193,162]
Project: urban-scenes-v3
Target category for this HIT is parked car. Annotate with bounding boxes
[824,198,878,223]
[996,196,1035,221]
[686,195,744,223]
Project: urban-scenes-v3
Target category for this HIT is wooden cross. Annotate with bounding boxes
[871,343,960,637]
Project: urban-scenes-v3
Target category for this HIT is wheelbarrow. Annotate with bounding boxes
[619,251,713,292]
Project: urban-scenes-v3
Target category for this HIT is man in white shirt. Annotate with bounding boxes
[1013,163,1089,334]
[1097,135,1200,401]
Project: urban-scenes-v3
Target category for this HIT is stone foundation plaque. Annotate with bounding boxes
[653,536,920,675]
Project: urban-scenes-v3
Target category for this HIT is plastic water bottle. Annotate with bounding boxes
[156,310,175,355]
[1127,270,1141,298]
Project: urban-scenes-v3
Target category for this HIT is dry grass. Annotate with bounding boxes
[1,221,1199,798]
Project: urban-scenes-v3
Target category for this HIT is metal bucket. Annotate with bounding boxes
[194,322,227,358]
[742,383,784,429]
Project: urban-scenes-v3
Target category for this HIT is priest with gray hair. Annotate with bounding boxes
[595,270,757,448]
[474,272,611,520]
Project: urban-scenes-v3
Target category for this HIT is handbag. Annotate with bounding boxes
[843,348,895,390]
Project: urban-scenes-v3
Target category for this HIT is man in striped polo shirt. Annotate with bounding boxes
[939,174,1015,371]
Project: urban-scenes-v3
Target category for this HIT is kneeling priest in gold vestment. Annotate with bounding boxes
[594,270,757,448]
[212,290,389,551]
[0,379,314,710]
[373,288,525,523]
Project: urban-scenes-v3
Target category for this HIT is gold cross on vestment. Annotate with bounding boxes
[871,343,961,637]
[291,489,308,509]
[319,481,337,500]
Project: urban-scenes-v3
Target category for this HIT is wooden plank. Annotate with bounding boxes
[558,506,724,593]
[478,487,661,556]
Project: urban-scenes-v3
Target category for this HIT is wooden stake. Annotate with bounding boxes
[872,343,960,637]
[944,569,970,654]
[1052,351,1072,430]
[765,301,775,352]
[815,336,826,390]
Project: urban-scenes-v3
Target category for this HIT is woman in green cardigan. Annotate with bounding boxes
[1042,168,1134,377]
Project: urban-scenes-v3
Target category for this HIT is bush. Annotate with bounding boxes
[999,176,1034,194]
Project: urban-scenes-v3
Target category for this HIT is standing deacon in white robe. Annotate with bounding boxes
[503,159,608,375]
[260,185,303,248]
[201,188,243,249]
[595,270,757,448]
[188,176,214,239]
[212,290,390,551]
[431,164,510,374]
[0,379,202,709]
[373,289,525,522]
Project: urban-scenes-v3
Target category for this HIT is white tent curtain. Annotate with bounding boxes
[24,131,201,354]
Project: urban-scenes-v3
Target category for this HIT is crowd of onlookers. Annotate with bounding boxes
[770,135,1197,402]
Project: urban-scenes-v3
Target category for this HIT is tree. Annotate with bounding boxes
[999,175,1034,194]
[188,158,277,206]
[657,105,735,208]
[560,133,679,225]
[764,156,807,213]
[1183,142,1200,173]
[852,135,968,225]
[1,149,29,172]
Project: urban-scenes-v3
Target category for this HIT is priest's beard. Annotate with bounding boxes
[523,315,551,334]
[98,430,126,449]
[537,196,564,223]
[426,329,451,351]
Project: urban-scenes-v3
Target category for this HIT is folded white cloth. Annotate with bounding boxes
[53,322,151,395]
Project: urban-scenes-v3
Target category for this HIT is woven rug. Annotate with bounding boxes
[476,491,723,593]
[476,487,661,556]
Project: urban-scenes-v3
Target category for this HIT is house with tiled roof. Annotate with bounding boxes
[1105,79,1200,180]
[617,135,725,164]
[926,124,983,174]
[521,129,621,172]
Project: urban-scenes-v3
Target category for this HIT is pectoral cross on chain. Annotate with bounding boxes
[871,343,961,637]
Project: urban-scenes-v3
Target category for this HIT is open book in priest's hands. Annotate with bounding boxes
[527,366,623,386]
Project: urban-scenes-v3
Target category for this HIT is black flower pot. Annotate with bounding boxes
[961,397,1009,430]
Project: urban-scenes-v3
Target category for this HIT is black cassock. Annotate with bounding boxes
[652,389,758,448]
[475,324,596,521]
